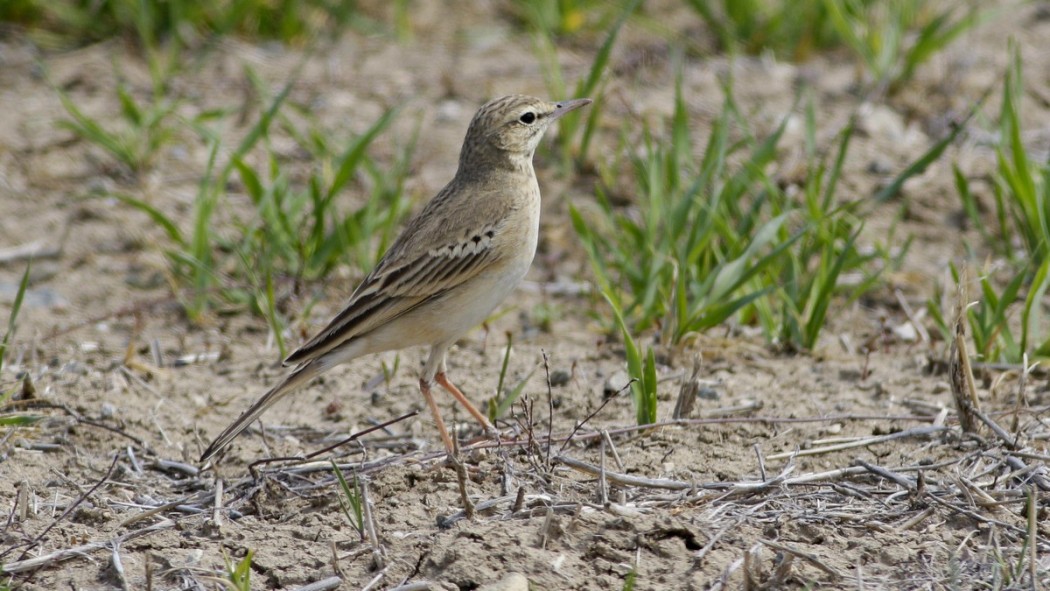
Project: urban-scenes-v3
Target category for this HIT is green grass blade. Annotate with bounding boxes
[874,94,983,203]
[229,71,295,165]
[56,92,129,166]
[116,83,143,126]
[495,370,535,422]
[572,0,639,100]
[325,107,398,203]
[0,415,44,426]
[1021,260,1050,356]
[682,0,733,52]
[0,262,31,377]
[188,140,221,321]
[821,117,855,210]
[603,290,651,425]
[233,156,265,205]
[331,460,364,537]
[899,7,985,84]
[262,264,286,359]
[496,333,512,400]
[681,287,773,336]
[708,213,791,301]
[802,227,862,349]
[641,347,658,424]
[110,193,186,247]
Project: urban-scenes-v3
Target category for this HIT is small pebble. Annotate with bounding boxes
[548,369,570,387]
[603,370,631,398]
[698,387,719,400]
[893,321,918,342]
[478,573,529,591]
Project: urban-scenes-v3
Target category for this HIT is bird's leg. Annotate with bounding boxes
[419,378,455,454]
[435,372,497,436]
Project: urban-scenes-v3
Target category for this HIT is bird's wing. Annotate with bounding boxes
[283,221,503,366]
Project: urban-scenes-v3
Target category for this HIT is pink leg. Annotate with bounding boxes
[420,378,454,453]
[436,372,496,434]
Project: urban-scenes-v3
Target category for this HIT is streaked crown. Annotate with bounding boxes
[456,95,591,174]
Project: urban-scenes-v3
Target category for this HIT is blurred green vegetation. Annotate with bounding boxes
[1,0,377,48]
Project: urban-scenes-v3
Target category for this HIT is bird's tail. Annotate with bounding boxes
[199,359,327,463]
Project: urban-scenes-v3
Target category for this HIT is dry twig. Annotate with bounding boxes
[673,354,702,419]
[2,521,175,574]
[948,274,981,432]
[292,576,343,591]
[766,426,945,460]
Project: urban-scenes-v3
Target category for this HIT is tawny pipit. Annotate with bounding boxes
[200,95,591,462]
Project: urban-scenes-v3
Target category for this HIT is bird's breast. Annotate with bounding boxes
[506,174,541,268]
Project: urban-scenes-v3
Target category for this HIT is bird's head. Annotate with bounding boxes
[458,95,592,171]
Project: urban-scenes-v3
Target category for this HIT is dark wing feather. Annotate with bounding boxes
[283,225,500,365]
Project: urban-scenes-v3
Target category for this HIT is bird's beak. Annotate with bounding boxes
[550,98,592,120]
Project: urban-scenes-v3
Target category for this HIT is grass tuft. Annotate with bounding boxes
[685,0,988,93]
[331,461,365,541]
[109,68,412,340]
[573,75,891,353]
[56,78,180,177]
[935,46,1050,363]
[222,548,253,591]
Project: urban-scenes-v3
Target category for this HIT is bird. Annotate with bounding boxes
[200,95,592,462]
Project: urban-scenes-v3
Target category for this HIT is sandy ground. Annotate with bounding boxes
[2,1,1049,589]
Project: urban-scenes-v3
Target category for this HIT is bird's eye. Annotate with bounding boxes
[519,112,536,124]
